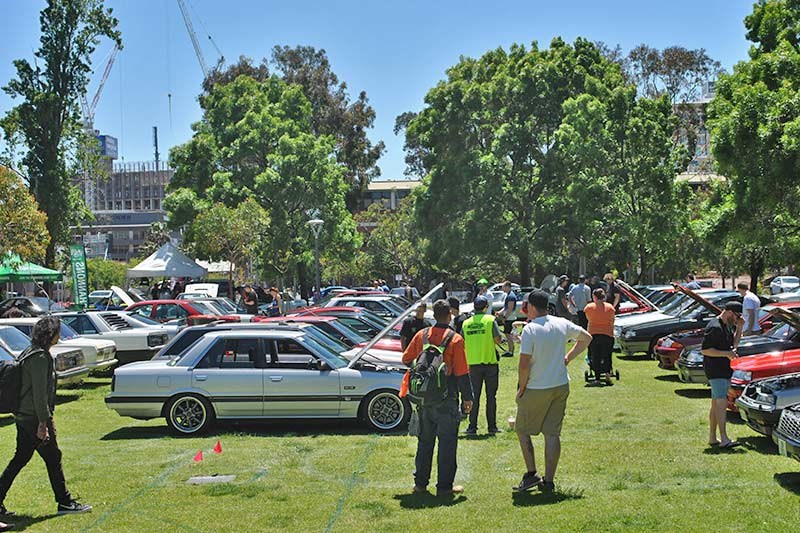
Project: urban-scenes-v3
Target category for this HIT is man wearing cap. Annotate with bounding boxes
[555,276,572,319]
[461,296,503,435]
[700,301,745,449]
[476,278,492,301]
[568,275,592,330]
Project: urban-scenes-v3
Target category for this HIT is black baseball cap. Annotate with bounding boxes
[724,301,743,314]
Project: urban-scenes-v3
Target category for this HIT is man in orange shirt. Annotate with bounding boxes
[402,299,473,497]
[584,288,616,384]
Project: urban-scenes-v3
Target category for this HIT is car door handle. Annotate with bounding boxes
[195,375,207,381]
[269,376,283,382]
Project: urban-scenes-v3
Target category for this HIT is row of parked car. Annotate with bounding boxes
[612,282,800,464]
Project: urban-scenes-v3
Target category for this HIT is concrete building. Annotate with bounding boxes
[360,180,420,210]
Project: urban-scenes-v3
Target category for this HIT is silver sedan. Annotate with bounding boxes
[106,329,410,435]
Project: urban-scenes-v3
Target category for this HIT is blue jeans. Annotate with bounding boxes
[414,400,460,491]
[709,378,730,399]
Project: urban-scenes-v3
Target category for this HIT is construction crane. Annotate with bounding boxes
[80,43,120,133]
[177,0,224,78]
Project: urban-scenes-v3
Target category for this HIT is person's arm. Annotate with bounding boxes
[701,347,736,359]
[27,353,52,437]
[612,288,620,308]
[517,353,533,398]
[450,338,473,412]
[565,329,592,365]
[492,320,503,344]
[568,287,576,308]
[401,330,422,366]
[733,316,745,349]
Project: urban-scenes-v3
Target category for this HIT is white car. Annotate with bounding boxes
[771,276,800,295]
[0,317,117,373]
[0,325,90,385]
[56,311,171,366]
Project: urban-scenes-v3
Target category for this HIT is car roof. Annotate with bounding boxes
[256,316,335,323]
[0,317,38,325]
[202,329,306,340]
[130,300,183,305]
[330,296,394,302]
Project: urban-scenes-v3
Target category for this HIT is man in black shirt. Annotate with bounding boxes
[400,302,428,350]
[700,301,744,449]
[449,297,469,335]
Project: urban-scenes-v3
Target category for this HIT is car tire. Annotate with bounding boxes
[165,394,214,435]
[361,390,410,432]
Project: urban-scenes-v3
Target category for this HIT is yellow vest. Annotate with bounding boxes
[462,313,498,365]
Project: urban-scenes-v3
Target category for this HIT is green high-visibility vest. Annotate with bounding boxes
[462,312,498,365]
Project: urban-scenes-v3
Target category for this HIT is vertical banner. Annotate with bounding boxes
[69,244,89,308]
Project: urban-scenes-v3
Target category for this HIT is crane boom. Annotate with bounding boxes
[89,44,119,119]
[177,0,208,77]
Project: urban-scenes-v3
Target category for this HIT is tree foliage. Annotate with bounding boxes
[0,0,121,267]
[708,0,800,288]
[166,74,359,293]
[0,165,49,261]
[138,221,172,259]
[85,257,127,291]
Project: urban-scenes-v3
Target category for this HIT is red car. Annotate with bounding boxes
[655,302,800,370]
[291,306,401,338]
[252,315,401,352]
[127,299,240,326]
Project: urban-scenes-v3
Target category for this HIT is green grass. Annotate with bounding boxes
[1,353,798,532]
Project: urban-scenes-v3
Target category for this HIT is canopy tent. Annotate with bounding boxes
[0,254,63,282]
[126,242,207,279]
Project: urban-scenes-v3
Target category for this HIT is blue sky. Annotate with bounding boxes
[1,0,754,180]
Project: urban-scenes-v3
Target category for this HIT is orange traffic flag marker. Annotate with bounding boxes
[213,440,222,455]
[193,450,203,463]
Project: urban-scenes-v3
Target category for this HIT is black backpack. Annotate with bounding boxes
[0,347,40,414]
[407,328,455,406]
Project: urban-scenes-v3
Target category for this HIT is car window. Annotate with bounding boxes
[337,316,379,337]
[162,329,210,358]
[767,322,797,340]
[0,327,32,352]
[299,336,348,368]
[12,324,33,337]
[60,322,82,339]
[194,338,227,368]
[62,315,97,335]
[132,304,153,319]
[220,338,260,369]
[126,313,159,326]
[0,345,14,362]
[274,339,316,368]
[156,304,186,321]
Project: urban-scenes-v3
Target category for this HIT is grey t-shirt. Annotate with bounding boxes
[569,283,591,311]
[520,315,583,389]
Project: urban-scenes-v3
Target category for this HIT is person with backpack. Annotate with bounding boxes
[0,316,91,518]
[461,296,503,436]
[402,299,473,497]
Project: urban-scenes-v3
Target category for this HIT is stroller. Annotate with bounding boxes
[584,335,620,384]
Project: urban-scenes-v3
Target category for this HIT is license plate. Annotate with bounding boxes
[740,409,748,423]
[778,437,788,457]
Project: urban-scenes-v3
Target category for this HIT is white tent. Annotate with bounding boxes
[126,243,208,279]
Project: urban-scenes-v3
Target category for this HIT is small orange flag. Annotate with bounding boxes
[193,450,203,463]
[213,440,222,455]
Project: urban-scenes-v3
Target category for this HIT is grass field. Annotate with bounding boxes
[0,352,798,532]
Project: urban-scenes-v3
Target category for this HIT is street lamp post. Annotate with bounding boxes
[306,218,323,302]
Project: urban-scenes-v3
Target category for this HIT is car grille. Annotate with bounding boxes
[55,351,84,372]
[777,405,800,440]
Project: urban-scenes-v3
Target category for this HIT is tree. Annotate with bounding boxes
[403,38,625,283]
[707,0,800,290]
[85,257,127,291]
[166,75,360,296]
[0,165,49,261]
[193,200,269,285]
[138,221,172,258]
[627,44,722,102]
[1,0,121,268]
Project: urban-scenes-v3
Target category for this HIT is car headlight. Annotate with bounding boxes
[661,338,673,348]
[756,392,776,405]
[623,330,637,339]
[613,326,622,338]
[686,350,704,363]
[732,370,752,381]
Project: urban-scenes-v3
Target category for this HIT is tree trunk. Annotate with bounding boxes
[749,257,764,293]
[298,262,310,301]
[518,250,530,286]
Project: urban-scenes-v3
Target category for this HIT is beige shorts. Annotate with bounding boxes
[515,384,570,436]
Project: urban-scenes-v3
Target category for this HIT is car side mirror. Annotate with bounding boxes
[317,360,331,371]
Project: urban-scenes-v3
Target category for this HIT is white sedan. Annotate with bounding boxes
[771,276,800,295]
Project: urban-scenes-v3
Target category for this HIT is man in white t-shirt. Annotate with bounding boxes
[512,290,592,493]
[736,282,761,336]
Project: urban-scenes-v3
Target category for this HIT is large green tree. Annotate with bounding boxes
[0,165,50,261]
[165,75,359,295]
[402,38,625,283]
[1,0,121,268]
[708,0,800,288]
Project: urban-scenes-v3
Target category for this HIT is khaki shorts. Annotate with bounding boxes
[515,384,570,436]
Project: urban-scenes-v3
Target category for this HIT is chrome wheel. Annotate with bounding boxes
[366,391,406,431]
[168,395,210,434]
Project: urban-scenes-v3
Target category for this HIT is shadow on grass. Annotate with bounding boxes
[2,513,59,531]
[55,393,80,406]
[511,487,584,507]
[702,444,746,455]
[654,374,680,383]
[616,355,647,361]
[460,433,497,441]
[393,492,467,508]
[77,379,112,390]
[674,388,710,399]
[101,425,170,440]
[774,472,800,495]
[738,435,776,455]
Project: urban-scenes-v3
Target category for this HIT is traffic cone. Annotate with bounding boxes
[193,450,203,463]
[213,440,222,455]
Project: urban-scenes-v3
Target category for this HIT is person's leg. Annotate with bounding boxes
[434,402,460,493]
[516,432,537,473]
[36,421,71,505]
[0,422,38,506]
[467,366,483,432]
[600,335,614,376]
[714,398,731,444]
[709,399,719,444]
[578,311,588,330]
[504,321,515,356]
[543,434,561,482]
[485,364,499,431]
[414,407,436,490]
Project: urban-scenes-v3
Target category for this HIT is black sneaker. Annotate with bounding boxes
[539,480,555,492]
[464,427,477,436]
[501,351,514,358]
[488,427,502,434]
[0,504,14,517]
[512,471,542,492]
[57,500,92,514]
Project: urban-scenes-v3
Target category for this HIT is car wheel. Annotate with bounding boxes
[361,390,409,432]
[165,394,214,435]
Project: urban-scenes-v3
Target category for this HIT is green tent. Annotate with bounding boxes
[0,254,63,282]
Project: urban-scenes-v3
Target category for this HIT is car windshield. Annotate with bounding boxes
[300,334,348,368]
[658,293,686,314]
[767,322,798,340]
[126,313,160,326]
[0,326,31,352]
[331,320,369,344]
[303,325,351,353]
[60,323,80,340]
[0,344,14,362]
[191,301,223,315]
[665,295,694,316]
[30,297,65,312]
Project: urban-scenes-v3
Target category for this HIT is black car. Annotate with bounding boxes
[617,287,741,358]
[0,296,65,317]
